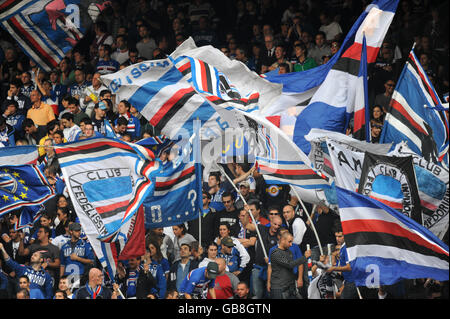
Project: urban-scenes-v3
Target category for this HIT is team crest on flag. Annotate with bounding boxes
[55,138,160,242]
[358,152,422,224]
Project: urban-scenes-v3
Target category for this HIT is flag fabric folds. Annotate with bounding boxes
[0,0,109,71]
[380,49,449,166]
[0,145,39,166]
[336,186,449,286]
[261,0,399,153]
[55,137,159,242]
[0,165,55,216]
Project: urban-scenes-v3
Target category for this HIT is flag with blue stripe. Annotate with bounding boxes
[0,164,55,216]
[144,126,202,229]
[380,49,449,166]
[55,137,160,242]
[261,0,399,152]
[0,145,39,166]
[0,0,110,72]
[336,186,449,286]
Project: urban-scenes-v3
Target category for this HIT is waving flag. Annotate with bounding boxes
[0,145,39,166]
[380,48,449,166]
[0,165,55,216]
[135,135,175,158]
[352,34,371,142]
[336,187,449,286]
[11,205,45,230]
[144,125,202,229]
[0,0,110,72]
[55,137,160,242]
[262,0,399,153]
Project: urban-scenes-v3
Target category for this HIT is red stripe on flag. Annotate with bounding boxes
[177,62,191,74]
[341,219,449,256]
[341,43,380,64]
[150,87,194,127]
[199,60,208,92]
[409,53,440,106]
[369,195,403,210]
[10,17,58,68]
[95,200,129,215]
[156,165,195,188]
[390,99,428,135]
[259,164,315,176]
[55,140,135,155]
[0,0,16,10]
[353,108,366,132]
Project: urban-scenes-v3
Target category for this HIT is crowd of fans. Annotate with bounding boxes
[0,0,448,299]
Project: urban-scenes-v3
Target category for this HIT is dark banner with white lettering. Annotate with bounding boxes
[358,152,422,224]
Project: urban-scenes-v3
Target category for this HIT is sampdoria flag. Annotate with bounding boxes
[11,204,45,230]
[55,137,159,242]
[262,0,399,153]
[144,124,203,229]
[0,0,110,71]
[380,48,449,166]
[352,34,371,142]
[0,165,55,216]
[0,145,39,166]
[336,186,449,286]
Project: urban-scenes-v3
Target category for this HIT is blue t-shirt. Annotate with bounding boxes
[179,267,215,297]
[60,239,94,280]
[339,244,353,282]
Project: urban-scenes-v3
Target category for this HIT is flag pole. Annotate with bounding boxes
[216,164,269,260]
[194,119,203,247]
[291,186,323,256]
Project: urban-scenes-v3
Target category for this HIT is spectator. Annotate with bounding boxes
[372,105,385,122]
[308,31,332,65]
[69,68,90,102]
[218,236,250,280]
[58,57,75,87]
[235,47,257,72]
[17,275,45,299]
[2,79,31,115]
[214,193,241,238]
[172,224,197,263]
[116,256,158,299]
[111,35,130,65]
[282,204,307,247]
[67,96,89,126]
[370,118,384,143]
[206,257,239,299]
[59,222,95,290]
[22,118,46,145]
[293,42,317,72]
[374,79,396,113]
[262,34,277,67]
[136,24,157,60]
[168,243,199,292]
[0,114,15,147]
[179,261,218,299]
[26,90,56,128]
[0,242,53,299]
[269,231,310,299]
[60,112,81,142]
[19,71,35,98]
[233,281,252,299]
[114,100,141,140]
[199,242,222,269]
[74,267,119,299]
[147,239,170,281]
[235,181,258,211]
[309,205,340,261]
[319,12,343,43]
[96,44,120,75]
[187,190,217,247]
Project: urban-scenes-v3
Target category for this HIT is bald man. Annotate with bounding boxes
[26,90,55,127]
[74,268,120,299]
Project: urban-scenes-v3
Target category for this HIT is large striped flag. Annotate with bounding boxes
[55,137,160,280]
[0,145,39,166]
[336,187,449,286]
[0,0,110,72]
[262,0,399,153]
[380,48,449,166]
[55,137,160,242]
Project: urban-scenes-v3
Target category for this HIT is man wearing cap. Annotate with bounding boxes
[218,236,250,278]
[234,181,258,211]
[92,100,108,135]
[179,261,218,299]
[59,222,95,290]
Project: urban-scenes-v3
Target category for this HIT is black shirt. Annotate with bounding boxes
[254,224,278,266]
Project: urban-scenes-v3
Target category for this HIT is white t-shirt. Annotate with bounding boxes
[319,22,343,41]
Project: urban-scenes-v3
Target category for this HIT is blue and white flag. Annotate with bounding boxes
[261,0,399,153]
[55,137,160,242]
[12,205,45,230]
[0,164,55,216]
[336,187,449,286]
[0,145,39,166]
[0,0,109,71]
[135,135,175,158]
[380,49,449,166]
[144,125,202,229]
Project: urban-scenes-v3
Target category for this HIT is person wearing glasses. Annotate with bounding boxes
[374,79,396,114]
